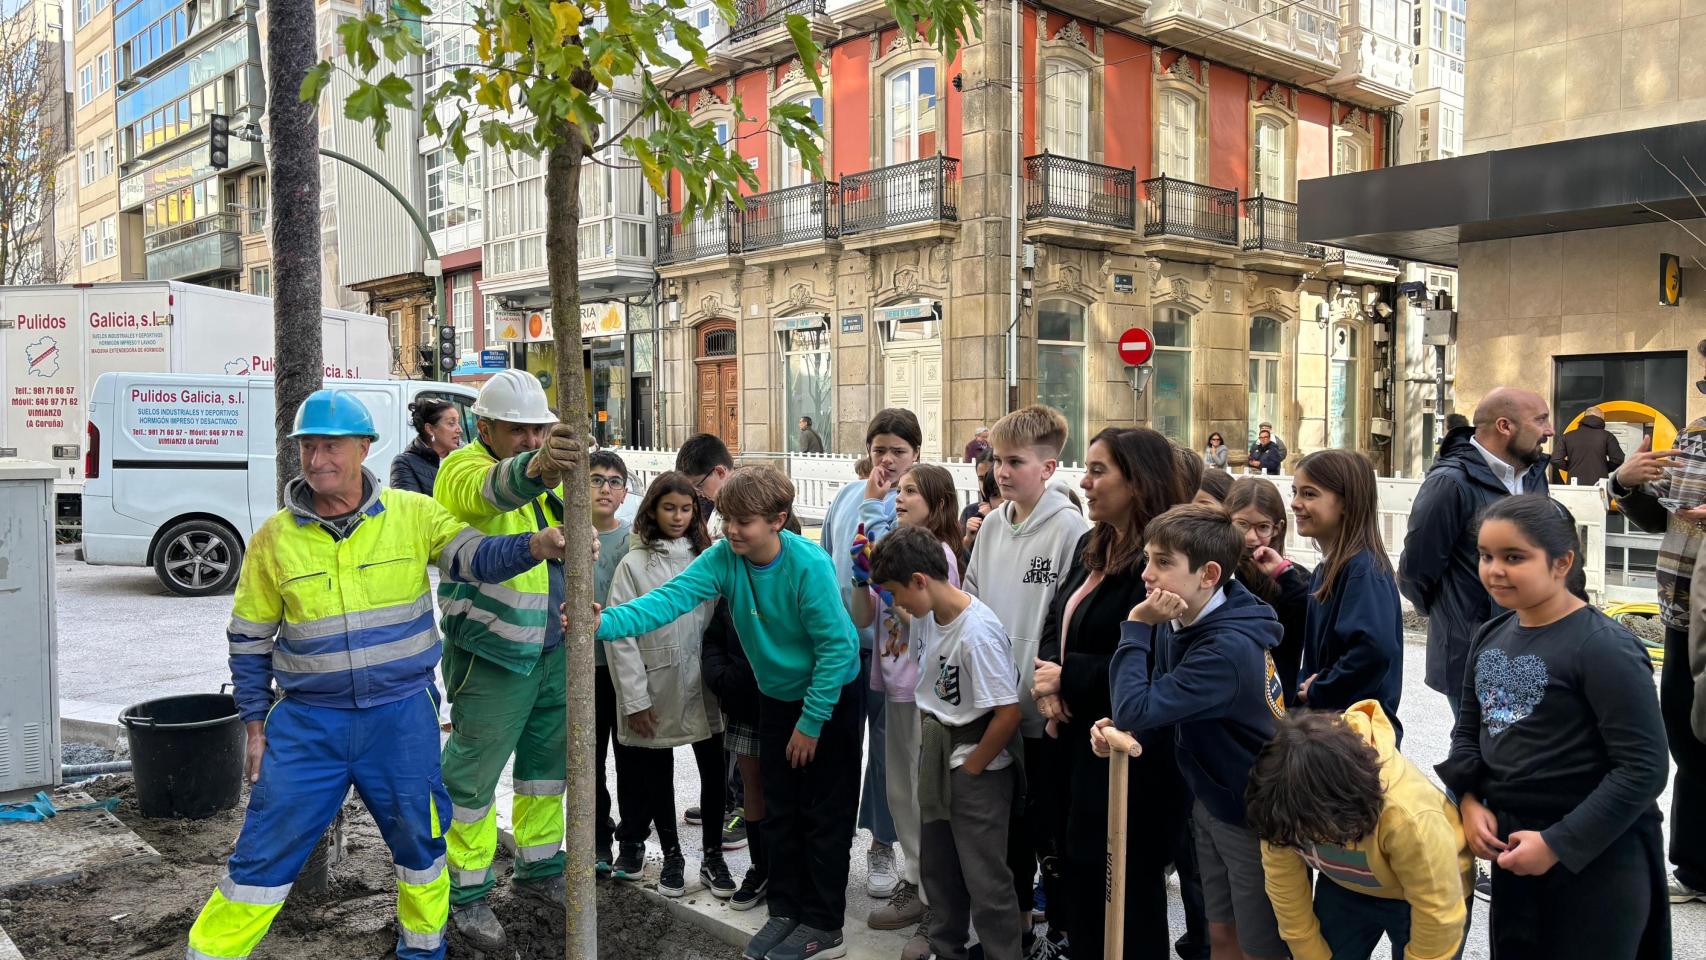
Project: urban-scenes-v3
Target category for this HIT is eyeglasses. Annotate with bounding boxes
[1231,520,1277,538]
[589,476,626,490]
[683,473,707,495]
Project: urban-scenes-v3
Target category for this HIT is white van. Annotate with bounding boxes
[81,372,478,596]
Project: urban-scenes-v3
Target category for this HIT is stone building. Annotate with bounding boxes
[651,0,1420,469]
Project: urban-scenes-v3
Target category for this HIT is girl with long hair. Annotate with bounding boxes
[1033,426,1195,960]
[1223,477,1312,698]
[1291,450,1404,736]
[1438,495,1669,957]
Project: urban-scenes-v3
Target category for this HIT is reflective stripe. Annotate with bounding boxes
[399,928,446,951]
[512,779,566,796]
[436,527,485,580]
[452,867,491,888]
[482,456,537,511]
[517,842,561,864]
[442,581,550,611]
[279,594,436,642]
[451,802,492,824]
[186,948,242,960]
[187,887,286,960]
[227,615,279,640]
[395,855,446,886]
[438,597,547,646]
[228,639,275,656]
[271,627,438,676]
[217,876,293,905]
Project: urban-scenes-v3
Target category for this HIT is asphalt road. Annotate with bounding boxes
[53,545,1706,958]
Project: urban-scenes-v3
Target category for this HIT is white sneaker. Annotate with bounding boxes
[1669,871,1706,904]
[866,843,900,899]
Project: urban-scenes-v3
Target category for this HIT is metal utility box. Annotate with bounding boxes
[0,459,60,792]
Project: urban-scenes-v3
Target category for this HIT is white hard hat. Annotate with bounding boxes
[472,369,556,424]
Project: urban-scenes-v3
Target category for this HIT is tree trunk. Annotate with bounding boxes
[266,0,322,505]
[545,121,597,959]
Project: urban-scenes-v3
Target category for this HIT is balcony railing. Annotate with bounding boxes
[1324,246,1400,272]
[840,156,960,235]
[1240,196,1322,257]
[731,0,825,41]
[741,181,841,251]
[1141,176,1238,245]
[144,212,240,252]
[657,204,740,266]
[1024,153,1137,229]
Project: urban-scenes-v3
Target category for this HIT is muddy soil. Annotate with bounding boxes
[2,778,731,960]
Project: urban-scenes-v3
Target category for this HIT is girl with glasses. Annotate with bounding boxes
[1223,477,1312,702]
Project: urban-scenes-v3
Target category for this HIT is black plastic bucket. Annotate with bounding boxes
[119,690,245,819]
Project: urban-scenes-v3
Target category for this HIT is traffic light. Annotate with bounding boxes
[209,114,230,170]
[437,321,457,378]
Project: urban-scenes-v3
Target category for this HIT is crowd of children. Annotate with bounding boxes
[570,404,1672,960]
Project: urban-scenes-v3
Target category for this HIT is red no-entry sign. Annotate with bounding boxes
[1117,327,1155,366]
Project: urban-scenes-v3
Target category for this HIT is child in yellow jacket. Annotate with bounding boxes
[1243,700,1472,960]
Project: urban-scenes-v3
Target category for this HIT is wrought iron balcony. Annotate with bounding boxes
[741,181,841,252]
[1141,176,1238,246]
[657,204,740,267]
[731,0,825,42]
[1240,196,1323,258]
[1024,153,1137,230]
[840,156,960,237]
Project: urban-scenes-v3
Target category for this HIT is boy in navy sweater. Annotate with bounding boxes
[1092,504,1287,960]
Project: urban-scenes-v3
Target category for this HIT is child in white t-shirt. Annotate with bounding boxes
[872,526,1024,960]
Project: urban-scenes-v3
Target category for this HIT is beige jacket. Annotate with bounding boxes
[606,534,724,748]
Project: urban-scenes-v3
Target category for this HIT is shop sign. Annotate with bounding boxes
[841,313,864,334]
[876,301,938,325]
[581,301,627,339]
[1661,253,1682,307]
[493,303,628,342]
[480,349,509,369]
[772,313,828,332]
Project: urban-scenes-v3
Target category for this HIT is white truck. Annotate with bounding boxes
[0,281,394,524]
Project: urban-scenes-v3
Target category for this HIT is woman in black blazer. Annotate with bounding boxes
[1034,427,1195,960]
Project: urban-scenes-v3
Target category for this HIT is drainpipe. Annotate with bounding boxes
[1007,0,1021,412]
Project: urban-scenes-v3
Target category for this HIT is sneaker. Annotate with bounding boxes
[1473,863,1492,902]
[514,873,565,907]
[731,868,769,911]
[723,810,749,850]
[1669,871,1706,904]
[449,899,506,952]
[866,843,900,899]
[867,880,925,930]
[595,841,613,878]
[658,853,687,898]
[765,924,846,960]
[684,805,703,825]
[1026,930,1069,960]
[1173,930,1208,960]
[702,852,737,899]
[742,916,798,960]
[612,841,646,881]
[899,909,933,960]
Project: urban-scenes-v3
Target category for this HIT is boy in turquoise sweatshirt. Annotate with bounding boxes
[594,465,861,960]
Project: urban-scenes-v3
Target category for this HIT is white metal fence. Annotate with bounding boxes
[602,447,1655,605]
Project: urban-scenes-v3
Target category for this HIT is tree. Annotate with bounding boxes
[269,0,324,504]
[0,11,73,285]
[314,0,980,951]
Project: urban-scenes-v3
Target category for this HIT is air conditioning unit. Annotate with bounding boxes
[1423,309,1458,346]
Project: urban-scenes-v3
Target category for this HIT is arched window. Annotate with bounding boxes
[1158,90,1197,179]
[702,326,736,357]
[1037,299,1087,464]
[1329,323,1359,449]
[1248,316,1282,443]
[1335,137,1363,174]
[1254,116,1287,199]
[1152,307,1193,443]
[884,63,937,163]
[1043,60,1089,159]
[779,94,825,188]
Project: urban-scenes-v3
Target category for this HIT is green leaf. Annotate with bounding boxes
[393,0,431,16]
[344,80,396,147]
[783,14,823,95]
[299,60,335,103]
[379,20,427,61]
[374,74,416,108]
[338,16,379,73]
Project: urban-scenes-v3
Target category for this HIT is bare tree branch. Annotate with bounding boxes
[0,13,73,285]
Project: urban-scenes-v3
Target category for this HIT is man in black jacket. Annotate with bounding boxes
[1399,387,1552,716]
[1552,405,1627,486]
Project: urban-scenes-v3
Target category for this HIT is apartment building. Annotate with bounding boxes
[649,0,1418,468]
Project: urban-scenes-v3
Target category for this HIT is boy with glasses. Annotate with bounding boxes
[590,451,634,875]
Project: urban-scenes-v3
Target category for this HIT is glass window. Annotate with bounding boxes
[100,216,116,258]
[1448,11,1464,56]
[778,95,824,188]
[1152,307,1193,445]
[1042,60,1088,159]
[1248,316,1282,443]
[1037,300,1087,464]
[451,272,475,354]
[250,267,271,298]
[885,64,938,164]
[98,52,111,93]
[98,135,115,179]
[1159,90,1196,179]
[780,325,833,452]
[1329,325,1359,449]
[1335,137,1363,174]
[1254,116,1286,199]
[81,147,96,187]
[77,0,91,27]
[79,65,94,106]
[81,225,98,265]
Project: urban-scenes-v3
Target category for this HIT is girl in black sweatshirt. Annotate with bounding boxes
[1438,495,1669,958]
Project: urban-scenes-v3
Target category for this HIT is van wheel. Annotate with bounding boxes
[155,520,243,596]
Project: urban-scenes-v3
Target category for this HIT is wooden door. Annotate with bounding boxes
[883,342,943,460]
[696,322,739,453]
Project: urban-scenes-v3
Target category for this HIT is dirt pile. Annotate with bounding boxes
[3,777,730,959]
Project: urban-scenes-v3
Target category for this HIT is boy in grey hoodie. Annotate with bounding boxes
[963,405,1088,945]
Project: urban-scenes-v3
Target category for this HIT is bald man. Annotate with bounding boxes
[1399,387,1554,713]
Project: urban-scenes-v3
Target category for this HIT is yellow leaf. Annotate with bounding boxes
[551,2,582,40]
[476,25,493,61]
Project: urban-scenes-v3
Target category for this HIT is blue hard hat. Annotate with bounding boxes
[290,389,379,440]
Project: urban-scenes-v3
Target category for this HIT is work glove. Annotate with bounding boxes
[525,423,582,487]
[849,523,874,588]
